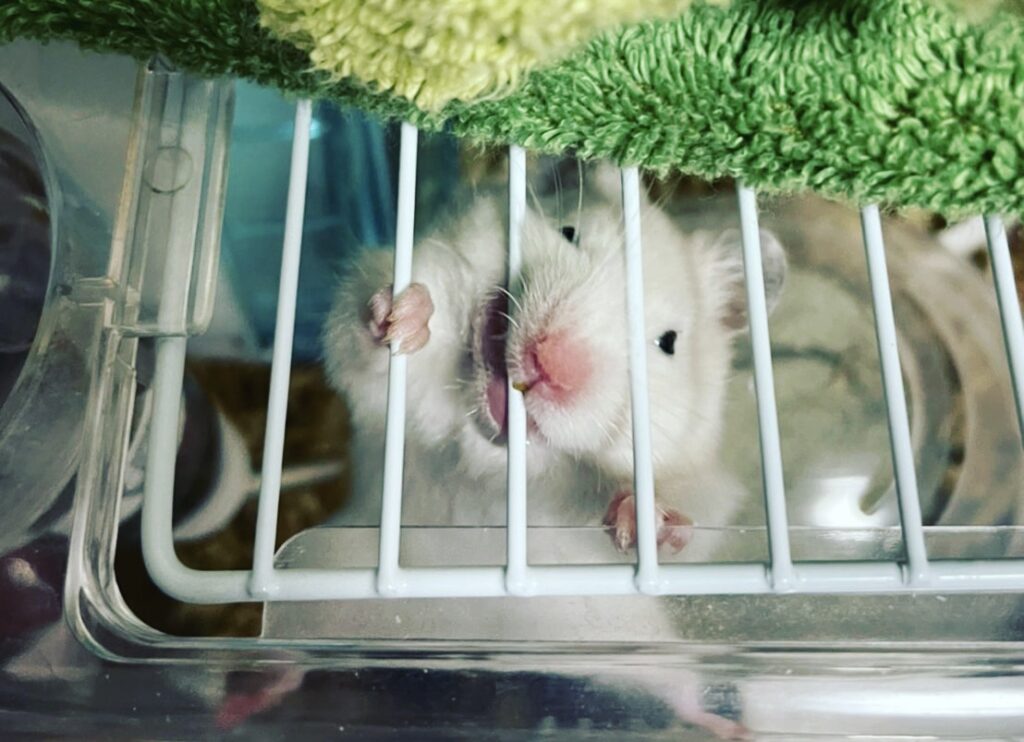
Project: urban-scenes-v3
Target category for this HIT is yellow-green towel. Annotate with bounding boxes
[945,0,1024,22]
[257,0,721,110]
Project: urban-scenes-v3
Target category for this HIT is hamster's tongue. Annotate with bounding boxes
[487,374,507,434]
[480,294,509,435]
[479,294,541,442]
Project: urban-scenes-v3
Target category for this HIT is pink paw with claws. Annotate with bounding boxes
[603,488,693,553]
[367,283,434,354]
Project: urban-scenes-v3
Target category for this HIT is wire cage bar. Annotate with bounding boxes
[505,145,530,595]
[376,121,419,596]
[736,185,794,591]
[249,98,313,595]
[621,165,661,594]
[985,215,1024,444]
[138,103,1024,604]
[860,204,930,586]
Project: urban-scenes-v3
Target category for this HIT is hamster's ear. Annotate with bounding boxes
[530,158,650,205]
[533,156,582,197]
[715,228,788,332]
[583,161,652,206]
[586,161,621,202]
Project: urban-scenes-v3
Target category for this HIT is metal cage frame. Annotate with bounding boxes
[139,99,1024,605]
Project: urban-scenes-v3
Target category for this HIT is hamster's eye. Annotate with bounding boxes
[560,225,579,245]
[656,330,677,356]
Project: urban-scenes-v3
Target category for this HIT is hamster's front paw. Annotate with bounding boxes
[367,283,434,354]
[603,488,693,553]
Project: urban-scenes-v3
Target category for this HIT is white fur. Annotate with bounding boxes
[312,171,787,739]
[322,169,786,551]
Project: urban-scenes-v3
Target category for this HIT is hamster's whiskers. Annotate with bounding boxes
[497,311,520,330]
[493,285,524,314]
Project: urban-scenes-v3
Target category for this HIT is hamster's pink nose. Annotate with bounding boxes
[516,330,592,403]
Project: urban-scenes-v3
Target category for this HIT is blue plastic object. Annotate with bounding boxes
[219,82,458,362]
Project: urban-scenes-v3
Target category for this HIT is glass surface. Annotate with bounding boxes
[2,35,1021,742]
[0,42,137,554]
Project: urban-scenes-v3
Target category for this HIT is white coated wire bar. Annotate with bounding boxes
[736,185,794,590]
[141,92,249,598]
[140,338,201,590]
[377,122,419,595]
[505,146,529,594]
[136,119,1024,603]
[140,341,189,582]
[620,167,661,594]
[249,99,313,594]
[134,552,1024,604]
[984,215,1024,444]
[860,205,930,585]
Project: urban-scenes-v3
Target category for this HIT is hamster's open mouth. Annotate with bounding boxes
[477,293,510,438]
[473,293,536,443]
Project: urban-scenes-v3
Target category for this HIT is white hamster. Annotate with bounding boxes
[322,164,786,554]
[217,166,788,738]
[297,164,788,740]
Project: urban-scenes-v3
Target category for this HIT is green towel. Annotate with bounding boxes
[1,0,1022,217]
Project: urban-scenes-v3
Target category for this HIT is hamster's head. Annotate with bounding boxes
[468,178,787,478]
